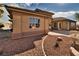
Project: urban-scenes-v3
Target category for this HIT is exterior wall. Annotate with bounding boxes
[44,17,51,33]
[11,11,51,39]
[52,20,76,30]
[12,13,21,34]
[21,14,45,33]
[62,21,76,30]
[70,22,76,30]
[21,14,29,32]
[62,21,70,30]
[12,12,22,39]
[52,22,58,30]
[58,22,62,30]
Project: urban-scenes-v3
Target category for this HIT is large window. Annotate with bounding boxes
[29,17,40,29]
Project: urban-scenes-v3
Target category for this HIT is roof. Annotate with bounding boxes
[35,9,54,15]
[4,5,54,16]
[53,17,76,22]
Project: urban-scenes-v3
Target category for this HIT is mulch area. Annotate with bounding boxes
[0,34,43,56]
[44,35,75,56]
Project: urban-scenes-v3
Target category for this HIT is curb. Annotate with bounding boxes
[42,35,48,56]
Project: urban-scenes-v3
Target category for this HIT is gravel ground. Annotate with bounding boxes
[15,31,76,56]
[44,35,74,56]
[15,40,44,56]
[0,34,43,56]
[0,30,76,56]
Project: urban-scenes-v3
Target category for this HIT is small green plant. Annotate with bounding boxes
[75,13,79,30]
[75,13,79,21]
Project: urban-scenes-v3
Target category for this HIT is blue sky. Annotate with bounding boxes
[6,3,79,12]
[19,3,79,20]
[30,3,79,20]
[1,3,79,23]
[27,3,79,12]
[16,3,79,20]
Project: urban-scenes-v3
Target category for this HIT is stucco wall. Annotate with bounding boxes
[12,13,22,34]
[52,21,70,30]
[11,11,51,39]
[45,17,51,33]
[62,21,69,30]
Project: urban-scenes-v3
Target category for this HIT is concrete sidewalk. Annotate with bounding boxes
[48,32,70,37]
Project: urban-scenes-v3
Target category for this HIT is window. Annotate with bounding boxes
[29,17,40,29]
[59,23,61,29]
[53,22,58,30]
[70,22,76,29]
[54,22,57,27]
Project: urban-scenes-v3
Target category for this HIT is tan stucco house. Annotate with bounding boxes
[5,5,54,39]
[52,17,76,30]
[1,4,77,39]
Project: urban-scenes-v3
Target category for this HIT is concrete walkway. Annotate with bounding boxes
[70,47,79,56]
[48,31,70,37]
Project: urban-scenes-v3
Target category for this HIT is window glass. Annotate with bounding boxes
[29,17,40,29]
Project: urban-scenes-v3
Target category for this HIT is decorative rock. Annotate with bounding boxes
[57,37,63,42]
[54,42,59,48]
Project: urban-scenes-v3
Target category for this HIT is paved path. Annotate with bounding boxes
[70,47,79,56]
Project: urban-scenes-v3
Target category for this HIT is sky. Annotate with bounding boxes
[0,6,10,23]
[1,3,79,23]
[27,3,79,20]
[28,3,79,12]
[6,3,79,20]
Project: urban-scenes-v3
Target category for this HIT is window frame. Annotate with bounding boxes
[29,16,40,29]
